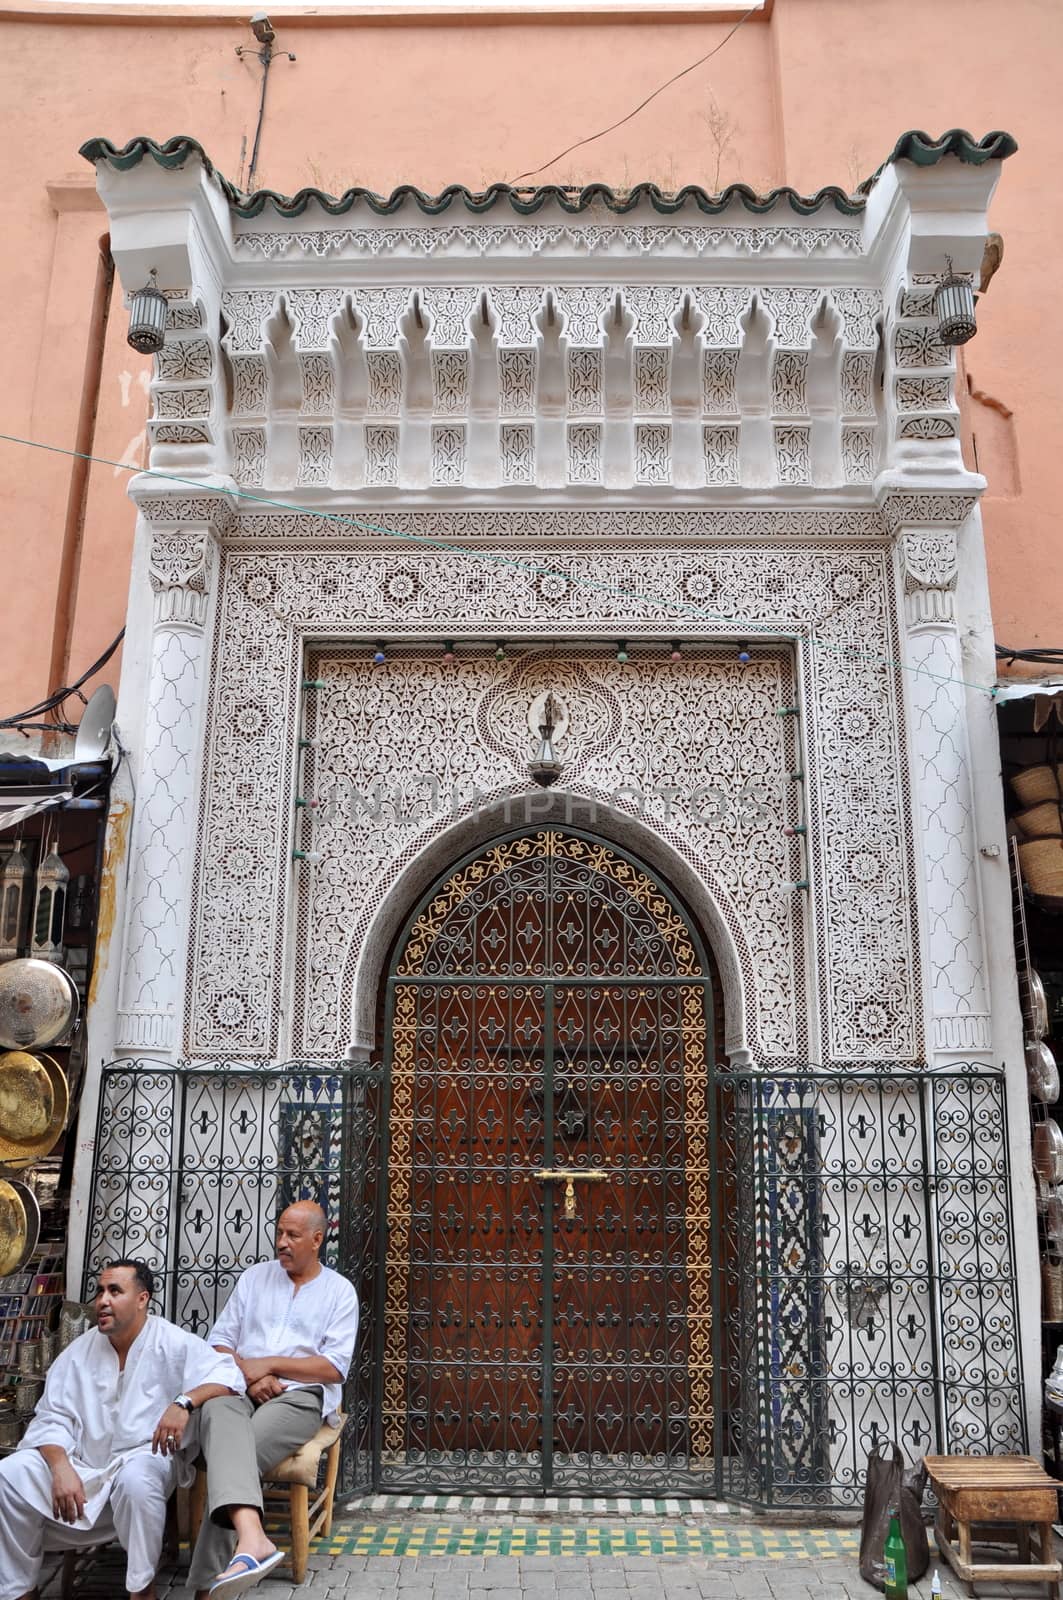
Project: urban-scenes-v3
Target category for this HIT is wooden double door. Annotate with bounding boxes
[381,829,715,1491]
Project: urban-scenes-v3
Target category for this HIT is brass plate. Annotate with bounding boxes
[0,1052,68,1169]
[0,1178,40,1278]
[0,1179,27,1278]
[0,1052,52,1138]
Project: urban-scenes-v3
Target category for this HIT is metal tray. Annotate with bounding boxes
[1028,1039,1060,1105]
[1028,969,1051,1039]
[1034,1117,1063,1183]
[0,959,78,1051]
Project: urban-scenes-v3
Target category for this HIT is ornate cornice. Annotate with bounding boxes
[136,491,238,534]
[233,222,864,263]
[879,491,977,534]
[223,506,888,545]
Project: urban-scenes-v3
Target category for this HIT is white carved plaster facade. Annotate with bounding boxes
[69,144,1039,1448]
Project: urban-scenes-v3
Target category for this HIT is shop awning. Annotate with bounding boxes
[0,788,72,833]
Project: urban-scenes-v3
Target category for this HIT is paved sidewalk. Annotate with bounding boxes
[40,1515,1054,1600]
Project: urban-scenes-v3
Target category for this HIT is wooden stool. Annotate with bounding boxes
[925,1454,1062,1599]
[190,1413,346,1586]
[262,1414,346,1583]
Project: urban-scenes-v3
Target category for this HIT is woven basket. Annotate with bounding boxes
[1045,1258,1063,1322]
[1015,801,1063,839]
[1020,838,1063,899]
[1013,764,1063,807]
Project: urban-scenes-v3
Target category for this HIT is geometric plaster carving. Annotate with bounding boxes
[233,224,866,263]
[184,518,917,1070]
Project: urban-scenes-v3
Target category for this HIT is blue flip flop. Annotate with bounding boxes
[208,1549,285,1597]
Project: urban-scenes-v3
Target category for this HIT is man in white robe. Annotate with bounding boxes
[189,1200,359,1599]
[0,1258,243,1600]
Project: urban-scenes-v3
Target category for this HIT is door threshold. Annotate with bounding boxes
[341,1493,744,1517]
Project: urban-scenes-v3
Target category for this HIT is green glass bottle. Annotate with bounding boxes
[883,1506,908,1600]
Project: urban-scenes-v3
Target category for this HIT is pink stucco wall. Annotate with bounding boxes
[0,0,1058,715]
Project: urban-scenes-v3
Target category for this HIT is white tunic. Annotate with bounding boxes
[15,1314,244,1524]
[208,1259,359,1421]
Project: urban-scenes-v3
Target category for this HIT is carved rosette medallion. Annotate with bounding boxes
[475,657,625,779]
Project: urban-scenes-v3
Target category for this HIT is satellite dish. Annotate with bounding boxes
[73,684,116,764]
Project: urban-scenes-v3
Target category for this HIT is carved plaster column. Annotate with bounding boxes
[114,519,221,1058]
[893,502,991,1060]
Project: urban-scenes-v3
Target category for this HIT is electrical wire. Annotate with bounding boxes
[0,429,999,699]
[0,628,125,731]
[996,644,1063,666]
[508,4,760,185]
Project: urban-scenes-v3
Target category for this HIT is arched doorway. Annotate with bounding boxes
[376,827,719,1493]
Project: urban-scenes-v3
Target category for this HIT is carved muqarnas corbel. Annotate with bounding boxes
[900,529,957,628]
[148,526,220,628]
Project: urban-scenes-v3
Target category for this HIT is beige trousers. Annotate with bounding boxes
[186,1387,323,1588]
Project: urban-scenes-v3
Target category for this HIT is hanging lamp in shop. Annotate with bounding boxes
[0,840,31,962]
[31,830,69,966]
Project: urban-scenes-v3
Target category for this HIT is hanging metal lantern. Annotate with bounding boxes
[127,268,167,355]
[529,692,563,788]
[0,843,31,963]
[31,845,69,965]
[934,262,977,346]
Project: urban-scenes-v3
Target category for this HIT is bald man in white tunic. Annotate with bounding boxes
[0,1259,243,1600]
[189,1201,359,1599]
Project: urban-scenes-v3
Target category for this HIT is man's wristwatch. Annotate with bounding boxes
[174,1393,195,1413]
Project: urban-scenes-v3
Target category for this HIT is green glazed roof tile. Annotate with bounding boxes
[855,127,1018,193]
[79,129,1016,222]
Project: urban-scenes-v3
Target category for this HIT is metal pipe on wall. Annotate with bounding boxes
[46,233,114,705]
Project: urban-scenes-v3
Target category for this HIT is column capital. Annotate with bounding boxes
[899,528,958,628]
[148,523,220,628]
[877,487,972,630]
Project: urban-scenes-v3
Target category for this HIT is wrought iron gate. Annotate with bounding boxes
[84,840,1027,1503]
[378,828,715,1493]
[82,1060,384,1494]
